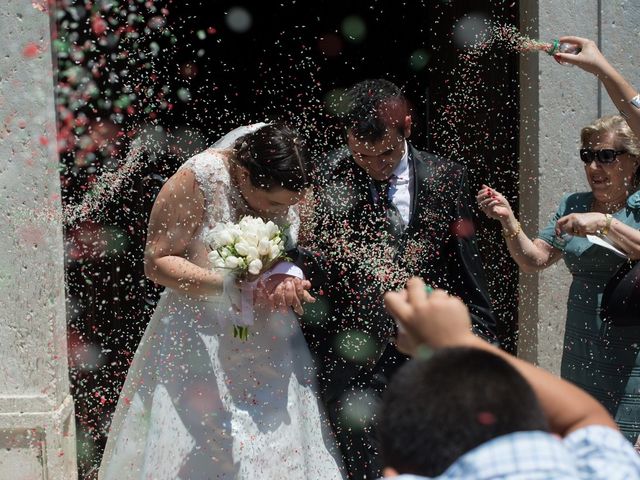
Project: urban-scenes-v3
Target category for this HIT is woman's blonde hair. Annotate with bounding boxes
[580,115,640,156]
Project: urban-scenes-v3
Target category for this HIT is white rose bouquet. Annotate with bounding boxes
[205,216,289,339]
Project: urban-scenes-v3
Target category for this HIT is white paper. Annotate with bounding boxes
[586,234,628,258]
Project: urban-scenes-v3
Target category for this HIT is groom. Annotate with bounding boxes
[301,79,497,478]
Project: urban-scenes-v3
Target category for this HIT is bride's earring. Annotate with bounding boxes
[240,168,250,185]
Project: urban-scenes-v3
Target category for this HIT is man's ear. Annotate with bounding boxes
[382,467,399,477]
[402,115,413,139]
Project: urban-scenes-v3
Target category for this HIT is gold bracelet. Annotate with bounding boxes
[502,221,522,240]
[601,213,613,237]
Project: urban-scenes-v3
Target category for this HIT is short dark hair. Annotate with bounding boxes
[379,347,548,477]
[342,79,409,143]
[234,122,311,192]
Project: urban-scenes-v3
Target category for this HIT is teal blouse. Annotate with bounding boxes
[537,190,640,442]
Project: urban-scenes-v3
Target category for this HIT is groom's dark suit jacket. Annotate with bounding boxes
[299,143,497,402]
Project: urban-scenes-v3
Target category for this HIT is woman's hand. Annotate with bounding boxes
[476,185,562,272]
[556,212,607,237]
[476,185,517,227]
[555,36,640,149]
[554,36,609,75]
[255,274,316,315]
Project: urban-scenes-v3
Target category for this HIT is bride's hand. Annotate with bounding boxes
[256,275,316,315]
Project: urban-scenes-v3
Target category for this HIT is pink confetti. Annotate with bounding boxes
[22,43,40,58]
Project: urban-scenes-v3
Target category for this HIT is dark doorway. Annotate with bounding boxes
[55,1,520,476]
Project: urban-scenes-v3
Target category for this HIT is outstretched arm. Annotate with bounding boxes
[555,36,640,138]
[384,277,617,436]
[477,185,563,273]
[144,168,223,298]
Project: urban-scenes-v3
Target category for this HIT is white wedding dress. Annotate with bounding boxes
[99,125,344,480]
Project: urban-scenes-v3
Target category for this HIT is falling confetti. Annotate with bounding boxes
[20,1,542,475]
[22,42,41,58]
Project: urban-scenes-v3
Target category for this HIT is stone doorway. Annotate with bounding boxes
[53,1,520,476]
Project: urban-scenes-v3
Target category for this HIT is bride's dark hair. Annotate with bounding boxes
[234,122,311,192]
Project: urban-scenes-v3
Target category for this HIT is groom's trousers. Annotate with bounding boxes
[324,343,409,479]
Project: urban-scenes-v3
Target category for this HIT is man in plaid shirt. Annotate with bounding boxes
[378,277,640,480]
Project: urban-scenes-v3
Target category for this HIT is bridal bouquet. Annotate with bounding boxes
[205,216,288,339]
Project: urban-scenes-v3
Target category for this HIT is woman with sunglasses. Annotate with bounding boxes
[476,114,640,441]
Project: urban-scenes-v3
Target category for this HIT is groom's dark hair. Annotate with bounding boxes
[234,122,311,192]
[342,79,409,143]
[378,347,548,477]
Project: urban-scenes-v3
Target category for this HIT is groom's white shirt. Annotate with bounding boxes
[388,140,412,226]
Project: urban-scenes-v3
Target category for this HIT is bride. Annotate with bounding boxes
[99,123,345,479]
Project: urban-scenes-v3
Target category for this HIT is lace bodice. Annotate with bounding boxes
[179,149,300,248]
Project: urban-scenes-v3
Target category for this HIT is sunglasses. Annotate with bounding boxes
[579,148,627,164]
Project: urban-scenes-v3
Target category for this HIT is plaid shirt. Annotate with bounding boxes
[385,426,640,480]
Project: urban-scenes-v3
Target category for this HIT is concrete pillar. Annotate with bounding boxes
[518,0,640,373]
[599,2,640,116]
[0,1,77,478]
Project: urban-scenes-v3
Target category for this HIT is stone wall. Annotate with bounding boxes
[0,1,77,478]
[519,0,640,373]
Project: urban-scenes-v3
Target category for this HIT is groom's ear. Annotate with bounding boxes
[402,115,412,139]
